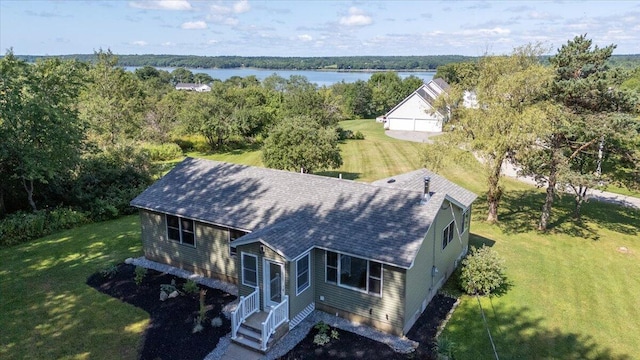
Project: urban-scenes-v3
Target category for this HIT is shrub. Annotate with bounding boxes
[353,131,365,140]
[459,245,507,296]
[140,143,183,161]
[313,321,339,346]
[134,266,147,285]
[210,317,223,328]
[182,279,199,295]
[313,333,330,346]
[160,279,178,294]
[69,144,153,221]
[0,208,88,247]
[100,264,118,279]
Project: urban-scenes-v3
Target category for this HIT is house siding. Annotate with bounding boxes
[139,210,237,283]
[288,250,315,324]
[403,201,470,333]
[313,249,406,335]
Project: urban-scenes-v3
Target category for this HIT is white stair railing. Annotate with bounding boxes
[261,295,289,351]
[231,287,259,339]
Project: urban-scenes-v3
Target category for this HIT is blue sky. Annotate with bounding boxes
[1,1,638,56]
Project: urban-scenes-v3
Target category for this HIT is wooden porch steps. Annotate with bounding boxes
[232,311,289,353]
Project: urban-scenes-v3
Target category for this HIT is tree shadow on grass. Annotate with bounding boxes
[474,189,638,240]
[445,300,632,360]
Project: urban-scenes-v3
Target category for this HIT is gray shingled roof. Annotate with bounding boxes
[432,78,451,91]
[130,158,476,269]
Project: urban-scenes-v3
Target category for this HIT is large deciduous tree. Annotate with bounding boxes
[79,49,146,146]
[0,51,85,211]
[450,45,552,222]
[517,35,639,230]
[262,116,342,173]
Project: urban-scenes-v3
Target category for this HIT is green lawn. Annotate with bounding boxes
[0,216,147,360]
[2,119,638,359]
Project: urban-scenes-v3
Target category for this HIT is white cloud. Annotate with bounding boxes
[161,41,175,46]
[131,40,148,46]
[181,20,207,29]
[207,39,219,44]
[234,0,251,14]
[459,27,511,36]
[340,7,373,26]
[298,34,313,42]
[211,0,251,15]
[129,0,192,11]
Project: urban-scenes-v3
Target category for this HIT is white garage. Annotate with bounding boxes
[383,78,449,133]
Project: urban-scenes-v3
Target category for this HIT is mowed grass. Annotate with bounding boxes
[0,216,147,360]
[2,119,638,359]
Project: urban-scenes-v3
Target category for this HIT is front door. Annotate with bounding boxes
[263,259,284,308]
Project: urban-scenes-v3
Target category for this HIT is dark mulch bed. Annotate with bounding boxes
[279,294,458,360]
[87,263,236,360]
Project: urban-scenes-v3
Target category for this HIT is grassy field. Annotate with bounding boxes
[1,119,638,359]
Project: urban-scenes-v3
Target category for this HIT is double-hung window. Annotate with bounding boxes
[325,251,382,296]
[442,220,455,249]
[296,253,310,295]
[166,215,195,247]
[241,253,258,287]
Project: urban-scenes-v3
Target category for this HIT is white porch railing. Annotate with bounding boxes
[261,295,289,350]
[231,287,260,339]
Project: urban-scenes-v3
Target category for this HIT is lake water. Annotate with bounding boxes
[125,67,434,87]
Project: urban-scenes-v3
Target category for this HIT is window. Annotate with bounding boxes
[166,215,195,247]
[228,228,247,257]
[442,220,455,249]
[326,251,338,283]
[296,253,310,295]
[368,262,382,296]
[461,209,469,234]
[241,253,258,287]
[325,250,382,296]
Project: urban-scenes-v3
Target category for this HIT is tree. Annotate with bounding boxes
[171,67,194,83]
[79,49,146,146]
[262,116,342,173]
[0,51,85,211]
[517,35,639,229]
[449,44,552,222]
[434,61,479,89]
[368,71,404,115]
[179,88,235,149]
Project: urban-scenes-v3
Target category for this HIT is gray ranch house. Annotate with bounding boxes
[130,157,476,352]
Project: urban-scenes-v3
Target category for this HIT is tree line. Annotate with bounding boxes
[15,54,477,70]
[13,54,640,71]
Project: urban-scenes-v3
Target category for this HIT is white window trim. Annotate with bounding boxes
[296,252,310,296]
[241,252,258,288]
[325,250,383,297]
[165,214,196,248]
